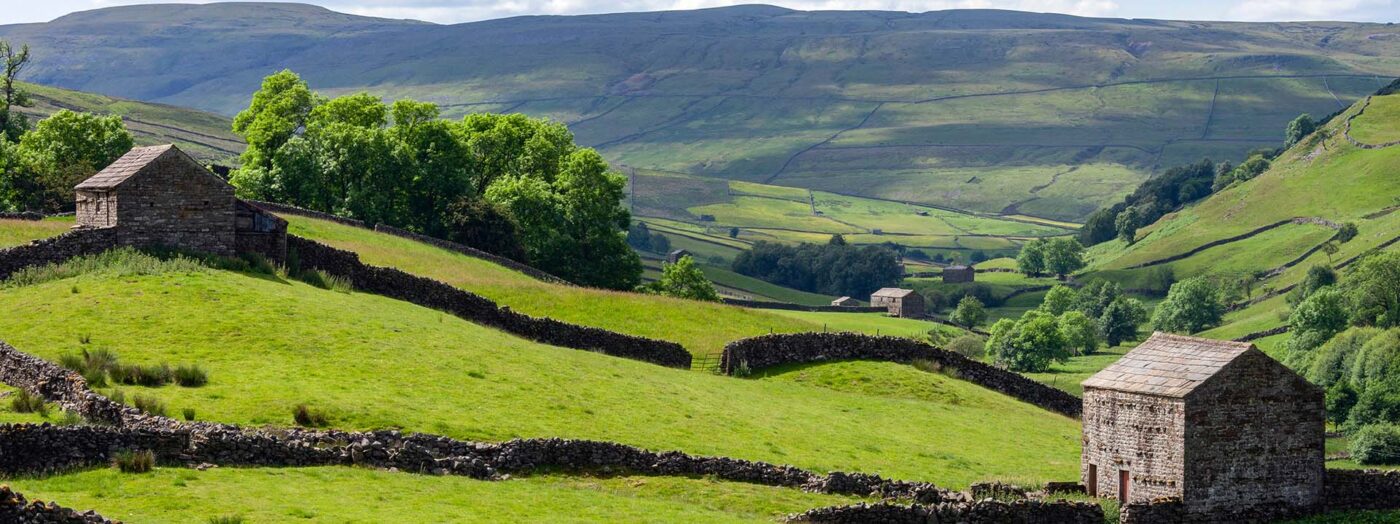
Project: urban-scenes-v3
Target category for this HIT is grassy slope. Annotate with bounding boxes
[0,217,72,248]
[286,215,827,356]
[0,266,1078,486]
[1086,93,1400,339]
[1351,94,1400,144]
[10,467,862,523]
[16,82,242,163]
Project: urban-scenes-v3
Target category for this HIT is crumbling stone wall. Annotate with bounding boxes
[719,333,1081,417]
[0,228,118,281]
[288,235,692,368]
[786,500,1103,523]
[0,486,113,524]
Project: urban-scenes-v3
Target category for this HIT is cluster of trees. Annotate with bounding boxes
[985,281,1146,372]
[228,71,640,289]
[0,40,136,213]
[626,222,671,254]
[1151,276,1227,334]
[1276,253,1400,462]
[1015,237,1085,277]
[639,255,718,301]
[731,236,902,298]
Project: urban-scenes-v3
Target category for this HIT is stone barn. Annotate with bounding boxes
[75,144,287,262]
[667,249,692,263]
[943,265,975,283]
[1080,332,1323,521]
[870,288,924,318]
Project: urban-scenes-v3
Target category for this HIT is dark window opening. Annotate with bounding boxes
[1119,470,1130,503]
[1088,464,1098,497]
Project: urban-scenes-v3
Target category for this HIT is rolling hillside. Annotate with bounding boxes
[4,3,1400,222]
[1085,86,1400,348]
[14,82,242,163]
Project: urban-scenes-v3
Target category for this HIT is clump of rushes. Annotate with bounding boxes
[293,404,329,427]
[174,364,208,387]
[182,407,197,421]
[9,390,48,416]
[132,394,167,417]
[112,450,155,473]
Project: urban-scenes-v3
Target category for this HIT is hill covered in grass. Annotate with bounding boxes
[14,82,241,163]
[5,3,1399,222]
[0,248,1080,488]
[1084,88,1400,347]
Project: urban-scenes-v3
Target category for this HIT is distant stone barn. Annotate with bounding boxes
[667,249,692,263]
[942,265,975,283]
[1081,332,1324,521]
[830,296,858,307]
[75,144,286,261]
[870,288,924,318]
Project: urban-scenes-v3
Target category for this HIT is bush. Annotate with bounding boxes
[174,364,208,387]
[112,449,155,473]
[1351,424,1400,465]
[9,389,48,416]
[985,311,1071,372]
[293,404,329,427]
[951,296,987,328]
[132,394,167,417]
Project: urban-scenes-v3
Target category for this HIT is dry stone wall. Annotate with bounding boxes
[0,228,118,282]
[786,500,1103,523]
[0,211,44,221]
[720,298,885,313]
[288,235,692,368]
[0,486,113,524]
[720,333,1081,417]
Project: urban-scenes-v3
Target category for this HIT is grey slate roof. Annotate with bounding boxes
[74,144,175,190]
[872,287,916,298]
[1081,332,1256,398]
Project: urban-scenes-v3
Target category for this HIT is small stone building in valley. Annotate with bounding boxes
[942,264,974,283]
[870,288,924,318]
[666,249,692,263]
[75,144,287,261]
[830,296,858,307]
[1080,332,1323,521]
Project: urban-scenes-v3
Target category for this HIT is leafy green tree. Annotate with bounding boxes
[985,311,1071,372]
[1059,310,1100,355]
[627,222,652,250]
[1099,296,1147,346]
[1077,280,1123,319]
[1043,237,1085,278]
[444,197,527,262]
[1078,207,1118,246]
[1288,288,1351,353]
[640,255,719,301]
[951,296,987,328]
[1304,327,1380,387]
[1345,252,1400,328]
[728,227,739,239]
[1039,285,1079,316]
[231,70,319,173]
[1348,378,1400,431]
[1,40,31,142]
[1292,265,1338,304]
[1337,222,1359,244]
[1284,113,1317,148]
[1016,238,1047,276]
[1152,277,1225,334]
[649,232,670,254]
[1115,206,1142,244]
[828,234,847,246]
[1351,423,1400,465]
[1327,381,1359,427]
[3,110,132,212]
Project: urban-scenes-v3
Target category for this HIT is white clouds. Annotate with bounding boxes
[1227,0,1396,21]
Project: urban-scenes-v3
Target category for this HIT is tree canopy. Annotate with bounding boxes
[731,240,901,298]
[229,70,640,289]
[640,255,719,302]
[0,110,132,212]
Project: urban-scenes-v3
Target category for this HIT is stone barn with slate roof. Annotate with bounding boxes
[870,288,924,318]
[1081,332,1323,521]
[75,144,286,261]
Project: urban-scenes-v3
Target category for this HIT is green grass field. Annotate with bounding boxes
[1351,94,1400,145]
[287,215,828,356]
[8,467,864,523]
[0,256,1080,486]
[0,217,73,248]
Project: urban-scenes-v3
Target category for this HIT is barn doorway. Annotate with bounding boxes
[1118,470,1130,502]
[1087,465,1098,497]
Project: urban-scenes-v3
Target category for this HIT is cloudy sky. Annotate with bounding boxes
[6,0,1398,25]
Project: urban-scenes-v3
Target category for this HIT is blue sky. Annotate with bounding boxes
[6,0,1398,25]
